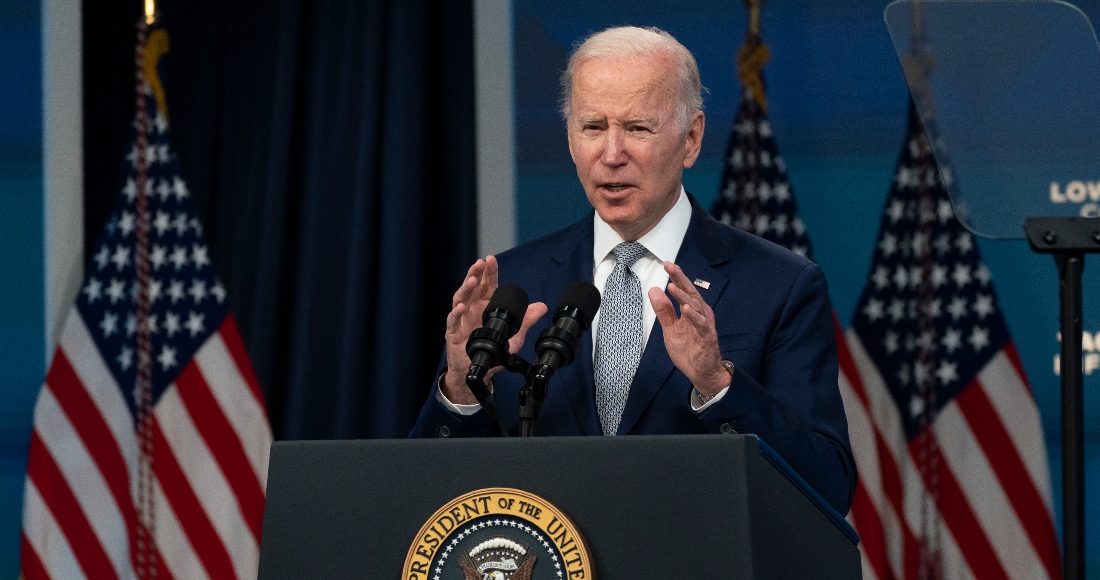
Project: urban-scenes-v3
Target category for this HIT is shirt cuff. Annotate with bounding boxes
[435,373,483,416]
[690,385,729,412]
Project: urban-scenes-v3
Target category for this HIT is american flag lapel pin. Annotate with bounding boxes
[693,278,711,290]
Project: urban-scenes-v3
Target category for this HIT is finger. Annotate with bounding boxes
[478,255,499,298]
[509,301,549,352]
[445,302,467,336]
[453,258,486,305]
[663,261,703,302]
[649,287,679,329]
[680,303,713,335]
[452,274,480,307]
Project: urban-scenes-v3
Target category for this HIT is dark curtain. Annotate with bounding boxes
[82,0,477,439]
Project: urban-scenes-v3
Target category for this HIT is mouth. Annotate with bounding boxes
[599,182,634,194]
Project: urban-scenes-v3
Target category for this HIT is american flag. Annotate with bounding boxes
[841,102,1061,580]
[20,23,272,580]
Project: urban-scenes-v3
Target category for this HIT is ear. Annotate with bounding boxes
[682,111,705,169]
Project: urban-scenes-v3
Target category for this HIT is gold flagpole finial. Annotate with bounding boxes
[739,0,770,111]
[144,0,157,25]
[744,0,763,38]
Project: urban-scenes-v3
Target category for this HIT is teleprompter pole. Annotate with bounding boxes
[1024,216,1099,580]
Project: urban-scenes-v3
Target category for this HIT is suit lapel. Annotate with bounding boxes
[546,214,602,436]
[616,198,730,435]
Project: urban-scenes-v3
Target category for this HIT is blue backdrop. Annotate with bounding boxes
[0,0,42,577]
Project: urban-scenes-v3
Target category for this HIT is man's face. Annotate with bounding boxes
[567,54,704,241]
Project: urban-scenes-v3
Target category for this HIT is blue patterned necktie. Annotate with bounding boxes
[594,241,648,436]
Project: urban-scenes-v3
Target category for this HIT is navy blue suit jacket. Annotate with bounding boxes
[411,197,856,514]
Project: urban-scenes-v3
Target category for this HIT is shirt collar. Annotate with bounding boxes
[593,186,691,266]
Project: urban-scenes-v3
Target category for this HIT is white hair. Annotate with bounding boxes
[559,26,705,132]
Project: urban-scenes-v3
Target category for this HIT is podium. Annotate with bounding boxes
[258,434,860,579]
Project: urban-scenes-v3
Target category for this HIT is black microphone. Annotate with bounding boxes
[465,284,529,404]
[532,281,601,384]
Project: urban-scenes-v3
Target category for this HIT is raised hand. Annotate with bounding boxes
[441,256,547,404]
[648,261,729,397]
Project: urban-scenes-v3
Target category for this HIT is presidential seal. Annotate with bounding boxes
[402,488,593,580]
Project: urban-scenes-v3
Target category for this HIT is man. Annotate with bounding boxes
[410,26,855,515]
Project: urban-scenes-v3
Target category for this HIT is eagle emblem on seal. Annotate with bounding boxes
[457,537,537,580]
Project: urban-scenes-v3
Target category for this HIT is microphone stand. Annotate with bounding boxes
[516,371,550,438]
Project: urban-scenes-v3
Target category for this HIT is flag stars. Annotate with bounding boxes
[164,311,181,337]
[758,182,773,202]
[167,279,185,303]
[106,278,126,304]
[144,314,159,335]
[83,278,103,303]
[791,217,805,236]
[909,265,922,289]
[973,295,995,319]
[126,313,137,336]
[931,265,948,288]
[118,212,136,237]
[173,177,190,201]
[956,233,973,254]
[884,331,899,354]
[153,111,167,133]
[880,234,898,257]
[93,246,110,271]
[947,296,968,320]
[864,298,885,322]
[887,200,906,223]
[189,279,207,303]
[99,312,119,338]
[934,233,952,255]
[173,213,189,236]
[940,328,963,354]
[771,213,788,236]
[917,330,937,353]
[122,178,138,202]
[156,178,172,201]
[888,299,906,322]
[914,361,932,386]
[170,246,189,270]
[211,282,227,304]
[150,245,167,270]
[157,345,178,370]
[975,264,992,286]
[970,326,991,351]
[952,264,971,287]
[937,199,954,223]
[189,217,203,236]
[926,354,956,390]
[870,267,890,290]
[754,214,770,234]
[774,183,791,202]
[118,346,133,371]
[154,211,171,237]
[893,265,908,289]
[147,279,162,304]
[909,394,924,418]
[897,363,911,386]
[185,311,206,337]
[111,245,131,270]
[192,244,210,269]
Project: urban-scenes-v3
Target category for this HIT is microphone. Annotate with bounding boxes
[465,284,529,403]
[532,281,602,384]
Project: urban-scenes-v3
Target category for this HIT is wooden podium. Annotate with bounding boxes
[258,434,861,579]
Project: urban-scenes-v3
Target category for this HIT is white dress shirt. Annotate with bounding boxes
[440,187,728,414]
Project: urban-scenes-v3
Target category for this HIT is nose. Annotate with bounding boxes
[600,126,628,167]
